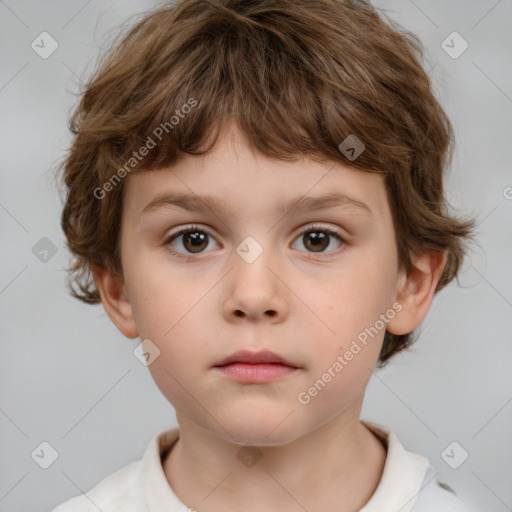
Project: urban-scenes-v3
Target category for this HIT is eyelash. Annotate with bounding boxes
[163,223,347,262]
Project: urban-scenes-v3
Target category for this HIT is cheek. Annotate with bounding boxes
[306,255,395,367]
[123,247,193,334]
[317,272,390,336]
[127,268,213,372]
[139,304,210,409]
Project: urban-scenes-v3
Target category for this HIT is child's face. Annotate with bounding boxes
[115,125,406,445]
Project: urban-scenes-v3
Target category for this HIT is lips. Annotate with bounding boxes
[214,350,298,368]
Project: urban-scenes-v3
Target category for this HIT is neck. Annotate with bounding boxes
[162,412,387,512]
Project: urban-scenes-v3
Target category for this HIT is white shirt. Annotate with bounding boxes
[50,420,468,512]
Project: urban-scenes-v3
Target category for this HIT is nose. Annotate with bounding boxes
[222,243,289,324]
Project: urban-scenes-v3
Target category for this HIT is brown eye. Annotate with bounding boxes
[292,226,344,255]
[165,225,218,256]
[302,231,329,252]
[181,231,209,253]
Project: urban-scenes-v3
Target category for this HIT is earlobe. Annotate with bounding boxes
[91,264,139,339]
[386,249,448,336]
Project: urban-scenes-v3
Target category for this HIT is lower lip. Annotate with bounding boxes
[214,363,297,383]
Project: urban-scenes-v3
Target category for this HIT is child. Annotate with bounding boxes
[53,0,475,510]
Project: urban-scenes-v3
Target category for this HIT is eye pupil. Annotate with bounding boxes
[184,231,208,253]
[304,231,328,252]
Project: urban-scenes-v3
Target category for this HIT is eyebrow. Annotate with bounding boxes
[141,191,373,218]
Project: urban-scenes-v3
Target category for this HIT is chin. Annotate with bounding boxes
[209,413,306,447]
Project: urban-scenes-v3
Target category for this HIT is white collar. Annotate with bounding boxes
[359,420,429,512]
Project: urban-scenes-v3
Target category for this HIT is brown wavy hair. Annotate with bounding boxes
[57,0,476,367]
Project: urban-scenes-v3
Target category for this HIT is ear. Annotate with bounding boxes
[386,248,448,336]
[91,264,138,339]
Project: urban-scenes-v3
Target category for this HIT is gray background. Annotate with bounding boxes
[1,1,511,511]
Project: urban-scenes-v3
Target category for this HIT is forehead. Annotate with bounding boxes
[123,126,388,221]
